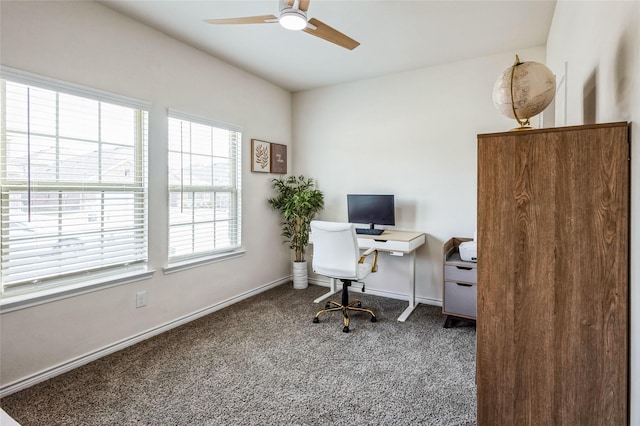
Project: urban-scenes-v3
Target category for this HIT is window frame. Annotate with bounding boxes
[165,110,243,271]
[0,67,153,310]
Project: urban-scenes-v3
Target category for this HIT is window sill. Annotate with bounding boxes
[0,267,155,314]
[163,249,247,275]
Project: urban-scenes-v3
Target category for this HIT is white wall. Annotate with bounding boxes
[292,47,546,303]
[546,0,640,421]
[0,1,292,390]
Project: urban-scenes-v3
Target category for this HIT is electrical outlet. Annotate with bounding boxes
[136,290,147,308]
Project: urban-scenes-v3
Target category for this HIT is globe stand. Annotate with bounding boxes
[509,56,534,131]
[511,118,533,131]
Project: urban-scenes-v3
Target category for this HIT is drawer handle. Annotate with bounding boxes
[456,266,473,270]
[456,282,473,287]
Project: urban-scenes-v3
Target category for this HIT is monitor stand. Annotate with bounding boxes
[355,224,384,235]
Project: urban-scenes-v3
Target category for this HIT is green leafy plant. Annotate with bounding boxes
[268,175,324,263]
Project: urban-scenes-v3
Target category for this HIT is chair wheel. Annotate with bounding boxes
[325,303,331,309]
[343,326,349,333]
[356,302,362,308]
[313,317,319,323]
[370,316,377,323]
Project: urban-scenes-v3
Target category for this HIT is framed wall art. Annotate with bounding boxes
[251,139,271,173]
[270,143,287,174]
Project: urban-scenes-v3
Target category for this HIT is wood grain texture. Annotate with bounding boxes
[476,123,629,426]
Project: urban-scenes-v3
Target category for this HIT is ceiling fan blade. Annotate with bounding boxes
[303,18,360,50]
[284,0,310,11]
[204,15,278,25]
[299,0,311,11]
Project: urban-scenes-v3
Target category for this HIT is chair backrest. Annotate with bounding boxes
[310,220,360,280]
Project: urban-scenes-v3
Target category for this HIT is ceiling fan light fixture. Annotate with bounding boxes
[279,10,307,30]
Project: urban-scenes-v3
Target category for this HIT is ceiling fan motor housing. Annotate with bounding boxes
[279,9,307,30]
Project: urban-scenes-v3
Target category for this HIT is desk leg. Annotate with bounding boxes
[314,278,339,303]
[397,251,417,322]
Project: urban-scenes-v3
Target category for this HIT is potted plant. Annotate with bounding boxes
[268,175,324,289]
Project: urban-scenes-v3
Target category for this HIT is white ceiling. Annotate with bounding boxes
[99,0,557,92]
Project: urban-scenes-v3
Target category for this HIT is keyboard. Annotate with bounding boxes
[355,228,384,236]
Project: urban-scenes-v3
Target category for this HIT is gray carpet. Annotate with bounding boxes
[1,284,477,425]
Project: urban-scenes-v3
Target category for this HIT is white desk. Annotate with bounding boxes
[313,230,426,322]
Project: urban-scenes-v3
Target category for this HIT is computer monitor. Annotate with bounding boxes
[347,194,395,233]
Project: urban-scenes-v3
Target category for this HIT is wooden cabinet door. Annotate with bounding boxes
[476,123,629,425]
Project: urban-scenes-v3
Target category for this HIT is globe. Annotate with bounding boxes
[492,55,556,130]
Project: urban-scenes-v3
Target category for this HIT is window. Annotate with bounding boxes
[0,69,149,297]
[167,111,241,263]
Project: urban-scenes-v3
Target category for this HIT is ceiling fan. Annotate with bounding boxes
[204,0,360,50]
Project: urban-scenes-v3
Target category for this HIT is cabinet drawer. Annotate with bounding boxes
[444,264,477,283]
[443,281,477,319]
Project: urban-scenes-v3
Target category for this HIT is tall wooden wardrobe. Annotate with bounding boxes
[476,122,630,425]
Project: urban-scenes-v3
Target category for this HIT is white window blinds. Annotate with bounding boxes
[0,70,149,295]
[168,112,241,261]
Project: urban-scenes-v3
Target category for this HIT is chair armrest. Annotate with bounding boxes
[359,247,378,272]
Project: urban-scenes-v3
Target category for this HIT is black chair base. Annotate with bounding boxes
[312,279,376,333]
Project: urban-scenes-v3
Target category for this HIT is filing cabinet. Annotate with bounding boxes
[442,237,476,327]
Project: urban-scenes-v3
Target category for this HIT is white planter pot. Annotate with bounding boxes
[292,261,308,289]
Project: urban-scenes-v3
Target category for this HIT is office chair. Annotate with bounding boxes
[310,220,378,333]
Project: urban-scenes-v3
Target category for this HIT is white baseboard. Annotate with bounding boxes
[0,277,290,398]
[308,278,443,307]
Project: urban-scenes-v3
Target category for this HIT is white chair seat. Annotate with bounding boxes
[357,262,372,280]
